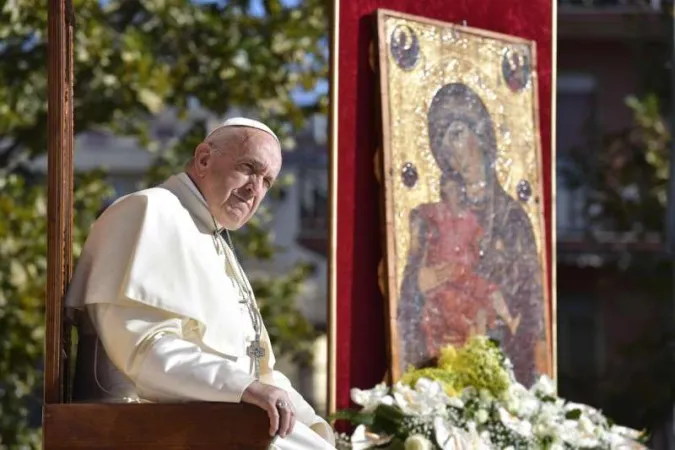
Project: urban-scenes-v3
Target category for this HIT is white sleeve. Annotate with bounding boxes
[88,302,256,403]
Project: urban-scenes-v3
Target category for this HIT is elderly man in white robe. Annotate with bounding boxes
[65,118,336,450]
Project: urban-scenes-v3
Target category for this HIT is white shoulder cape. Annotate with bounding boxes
[65,174,275,369]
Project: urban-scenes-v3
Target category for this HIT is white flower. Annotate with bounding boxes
[349,425,392,450]
[559,420,600,448]
[478,389,493,405]
[606,429,648,450]
[414,377,446,397]
[475,409,489,424]
[404,434,433,450]
[536,401,563,430]
[610,425,643,440]
[505,383,528,402]
[433,417,487,450]
[497,407,533,438]
[392,380,450,416]
[564,402,609,429]
[505,383,539,418]
[468,427,491,450]
[533,423,549,437]
[578,415,595,434]
[520,397,540,418]
[448,396,465,409]
[478,430,491,446]
[531,375,556,398]
[350,383,390,412]
[414,378,453,412]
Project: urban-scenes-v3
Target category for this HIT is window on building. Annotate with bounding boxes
[298,168,328,233]
[557,73,597,239]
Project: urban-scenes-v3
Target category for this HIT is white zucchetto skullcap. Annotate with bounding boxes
[205,117,280,145]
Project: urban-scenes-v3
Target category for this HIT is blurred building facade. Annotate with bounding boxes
[557,0,672,445]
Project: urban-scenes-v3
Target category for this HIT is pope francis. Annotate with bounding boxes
[65,118,336,449]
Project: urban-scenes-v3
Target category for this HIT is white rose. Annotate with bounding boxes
[532,375,556,398]
[507,383,529,400]
[518,397,540,418]
[405,434,433,450]
[579,416,595,434]
[479,389,492,404]
[497,407,532,438]
[349,425,393,450]
[479,430,492,445]
[506,383,539,417]
[448,396,465,409]
[534,423,550,437]
[475,409,489,424]
[507,403,520,417]
[350,383,390,412]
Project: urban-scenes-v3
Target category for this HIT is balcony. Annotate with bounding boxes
[558,0,666,41]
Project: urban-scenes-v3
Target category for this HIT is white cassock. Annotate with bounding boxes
[65,171,336,450]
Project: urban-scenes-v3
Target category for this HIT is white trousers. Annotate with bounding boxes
[270,422,336,450]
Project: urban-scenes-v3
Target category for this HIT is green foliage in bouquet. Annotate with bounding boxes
[401,337,511,398]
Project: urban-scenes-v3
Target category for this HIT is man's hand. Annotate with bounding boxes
[241,381,296,438]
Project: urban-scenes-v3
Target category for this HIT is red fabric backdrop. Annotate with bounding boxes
[334,0,553,410]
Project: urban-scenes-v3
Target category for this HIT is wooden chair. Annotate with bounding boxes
[44,2,273,448]
[43,403,273,449]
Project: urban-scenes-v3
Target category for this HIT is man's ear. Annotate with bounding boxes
[193,142,212,176]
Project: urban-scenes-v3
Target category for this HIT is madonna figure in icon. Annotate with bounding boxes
[398,83,547,387]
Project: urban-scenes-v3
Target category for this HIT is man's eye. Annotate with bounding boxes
[263,179,272,189]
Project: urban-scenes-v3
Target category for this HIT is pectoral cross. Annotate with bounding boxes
[247,339,265,379]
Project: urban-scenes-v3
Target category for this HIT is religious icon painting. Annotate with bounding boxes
[375,9,552,386]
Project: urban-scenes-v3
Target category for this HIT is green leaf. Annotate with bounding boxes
[328,409,376,426]
[565,409,582,420]
[371,404,408,436]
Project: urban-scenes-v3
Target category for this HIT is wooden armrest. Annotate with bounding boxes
[43,402,274,449]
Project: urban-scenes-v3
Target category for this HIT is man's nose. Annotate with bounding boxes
[244,176,263,196]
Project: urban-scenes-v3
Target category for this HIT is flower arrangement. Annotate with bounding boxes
[332,336,648,450]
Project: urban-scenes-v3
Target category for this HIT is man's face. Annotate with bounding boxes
[193,128,282,230]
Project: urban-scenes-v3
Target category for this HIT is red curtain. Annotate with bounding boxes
[334,0,553,410]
